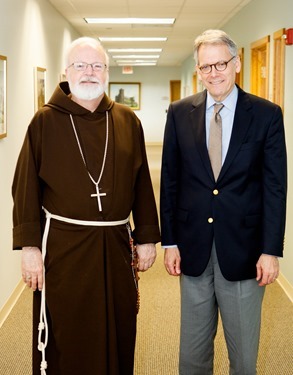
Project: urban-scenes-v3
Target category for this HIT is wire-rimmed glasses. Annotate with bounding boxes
[67,62,107,72]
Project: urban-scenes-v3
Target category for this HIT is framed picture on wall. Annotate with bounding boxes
[59,73,66,82]
[34,67,46,112]
[235,47,244,88]
[109,82,140,110]
[0,55,7,139]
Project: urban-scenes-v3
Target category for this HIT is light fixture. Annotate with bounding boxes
[112,55,160,59]
[99,37,167,42]
[108,48,162,53]
[85,18,175,25]
[115,59,158,66]
[115,60,158,64]
[117,62,157,66]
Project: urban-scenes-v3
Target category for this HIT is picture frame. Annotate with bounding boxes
[109,82,140,110]
[59,73,66,82]
[0,55,7,139]
[34,67,46,112]
[235,47,244,88]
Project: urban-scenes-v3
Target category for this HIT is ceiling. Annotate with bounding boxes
[48,0,252,67]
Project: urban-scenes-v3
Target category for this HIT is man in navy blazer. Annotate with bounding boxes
[160,29,287,374]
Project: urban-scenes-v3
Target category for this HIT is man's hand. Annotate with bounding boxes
[164,247,181,276]
[256,254,279,286]
[21,247,44,291]
[136,243,157,271]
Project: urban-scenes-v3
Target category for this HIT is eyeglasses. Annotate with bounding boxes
[198,56,236,74]
[68,62,107,72]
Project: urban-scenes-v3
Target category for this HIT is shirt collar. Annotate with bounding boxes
[206,85,238,112]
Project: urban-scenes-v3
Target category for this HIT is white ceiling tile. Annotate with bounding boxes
[48,0,252,66]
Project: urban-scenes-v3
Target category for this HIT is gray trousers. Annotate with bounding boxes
[179,244,265,375]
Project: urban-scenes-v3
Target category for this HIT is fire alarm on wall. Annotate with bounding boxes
[285,28,293,45]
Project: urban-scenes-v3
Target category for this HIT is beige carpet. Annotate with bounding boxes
[0,249,292,374]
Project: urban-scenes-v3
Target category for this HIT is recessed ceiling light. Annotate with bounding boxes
[108,48,162,53]
[112,55,160,59]
[85,18,175,25]
[117,62,157,66]
[99,37,167,42]
[115,60,158,63]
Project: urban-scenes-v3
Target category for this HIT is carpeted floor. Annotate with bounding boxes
[0,249,292,374]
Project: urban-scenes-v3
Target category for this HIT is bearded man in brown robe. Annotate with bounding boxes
[12,37,160,375]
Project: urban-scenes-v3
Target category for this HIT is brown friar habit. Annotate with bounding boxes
[12,82,160,375]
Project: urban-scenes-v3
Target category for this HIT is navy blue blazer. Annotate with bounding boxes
[160,86,287,281]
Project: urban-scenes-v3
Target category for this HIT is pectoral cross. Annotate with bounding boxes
[91,185,106,212]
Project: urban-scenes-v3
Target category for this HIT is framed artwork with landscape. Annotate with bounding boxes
[109,82,140,110]
[0,55,7,139]
[34,67,46,112]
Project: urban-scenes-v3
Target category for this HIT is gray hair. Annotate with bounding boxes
[65,37,109,68]
[193,29,238,64]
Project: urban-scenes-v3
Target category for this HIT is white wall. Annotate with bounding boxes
[180,0,293,290]
[0,0,80,312]
[181,56,196,98]
[108,66,181,142]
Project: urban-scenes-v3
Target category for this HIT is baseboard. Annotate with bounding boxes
[0,279,25,328]
[277,272,293,302]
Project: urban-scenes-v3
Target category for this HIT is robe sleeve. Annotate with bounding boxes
[131,123,161,245]
[12,120,43,249]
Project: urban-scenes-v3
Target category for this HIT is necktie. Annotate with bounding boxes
[208,103,224,181]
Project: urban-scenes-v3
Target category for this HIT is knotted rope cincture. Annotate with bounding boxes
[38,212,51,374]
[37,207,130,373]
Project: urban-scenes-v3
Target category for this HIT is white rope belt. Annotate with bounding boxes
[38,208,129,374]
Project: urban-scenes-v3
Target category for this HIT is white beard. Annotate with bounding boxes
[69,77,108,100]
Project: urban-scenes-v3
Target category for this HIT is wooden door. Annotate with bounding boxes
[170,80,181,102]
[235,47,244,88]
[192,73,197,94]
[273,28,286,110]
[251,36,270,99]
